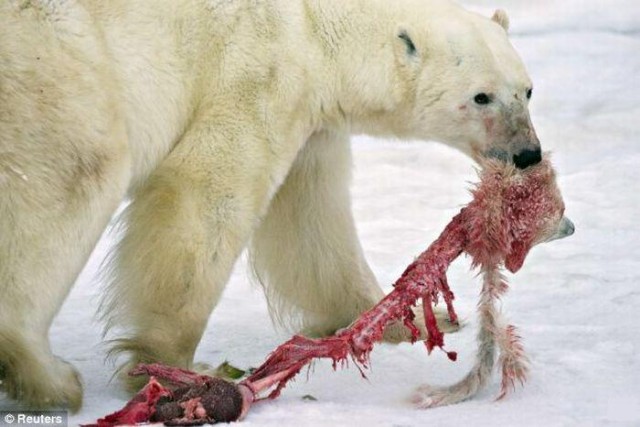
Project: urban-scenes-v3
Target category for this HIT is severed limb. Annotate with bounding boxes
[86,157,570,425]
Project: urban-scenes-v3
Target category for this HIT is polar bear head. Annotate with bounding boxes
[357,7,541,169]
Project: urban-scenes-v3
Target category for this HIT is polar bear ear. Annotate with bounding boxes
[491,9,510,32]
[397,30,417,56]
[395,28,420,62]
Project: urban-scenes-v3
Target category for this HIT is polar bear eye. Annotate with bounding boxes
[474,93,491,105]
[526,88,533,99]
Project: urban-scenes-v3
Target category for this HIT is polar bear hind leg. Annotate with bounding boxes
[0,7,130,411]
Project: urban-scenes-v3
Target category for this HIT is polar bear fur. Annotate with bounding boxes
[0,0,539,411]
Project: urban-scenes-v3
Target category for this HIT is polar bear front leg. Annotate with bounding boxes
[102,114,276,391]
[250,130,459,342]
[250,130,391,337]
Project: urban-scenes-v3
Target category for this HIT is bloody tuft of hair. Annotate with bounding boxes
[465,155,564,273]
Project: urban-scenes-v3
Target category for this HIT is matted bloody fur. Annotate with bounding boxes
[87,156,570,425]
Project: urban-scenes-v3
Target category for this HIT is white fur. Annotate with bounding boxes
[0,0,535,410]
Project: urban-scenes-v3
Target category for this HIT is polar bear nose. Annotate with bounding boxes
[513,148,542,169]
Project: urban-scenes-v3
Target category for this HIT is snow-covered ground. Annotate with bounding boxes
[4,1,640,426]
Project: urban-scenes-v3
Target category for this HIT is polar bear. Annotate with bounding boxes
[0,0,541,411]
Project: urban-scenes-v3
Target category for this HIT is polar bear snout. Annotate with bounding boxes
[513,148,542,169]
[484,147,542,169]
[503,111,542,169]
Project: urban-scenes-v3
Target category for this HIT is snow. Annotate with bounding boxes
[4,1,640,426]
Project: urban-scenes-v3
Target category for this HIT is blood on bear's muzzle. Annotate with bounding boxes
[513,148,542,169]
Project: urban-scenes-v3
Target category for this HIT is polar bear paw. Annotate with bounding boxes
[1,356,82,412]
